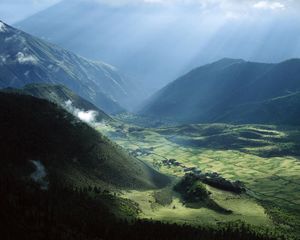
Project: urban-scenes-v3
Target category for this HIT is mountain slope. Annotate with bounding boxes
[141,58,300,124]
[0,92,170,189]
[217,92,300,125]
[0,20,140,113]
[2,83,111,122]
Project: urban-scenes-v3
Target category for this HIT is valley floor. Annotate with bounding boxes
[96,122,300,237]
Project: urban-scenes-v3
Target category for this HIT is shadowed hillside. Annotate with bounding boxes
[216,92,300,125]
[2,83,112,122]
[141,58,300,125]
[0,92,170,190]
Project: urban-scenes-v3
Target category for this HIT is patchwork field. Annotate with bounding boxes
[96,122,300,236]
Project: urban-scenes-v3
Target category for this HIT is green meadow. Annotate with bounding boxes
[97,122,300,236]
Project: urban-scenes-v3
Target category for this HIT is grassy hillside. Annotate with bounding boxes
[141,58,300,125]
[0,92,170,190]
[2,83,111,122]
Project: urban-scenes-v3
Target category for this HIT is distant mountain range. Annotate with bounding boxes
[141,58,300,125]
[0,20,142,114]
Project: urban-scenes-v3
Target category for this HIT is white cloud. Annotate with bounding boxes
[64,100,98,124]
[16,52,38,64]
[253,1,285,10]
[77,110,98,123]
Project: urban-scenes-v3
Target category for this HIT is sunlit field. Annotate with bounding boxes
[97,121,300,235]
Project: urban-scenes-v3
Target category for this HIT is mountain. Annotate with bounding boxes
[217,92,300,125]
[141,58,300,125]
[0,92,170,189]
[2,83,111,122]
[0,20,141,113]
[16,0,300,94]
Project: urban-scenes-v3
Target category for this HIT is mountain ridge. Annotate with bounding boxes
[141,58,300,124]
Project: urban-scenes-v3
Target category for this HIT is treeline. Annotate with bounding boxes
[0,175,291,240]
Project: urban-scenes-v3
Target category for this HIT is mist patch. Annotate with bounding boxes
[64,100,98,124]
[30,160,48,190]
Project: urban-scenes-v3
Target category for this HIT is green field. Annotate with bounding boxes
[123,187,271,227]
[96,122,300,236]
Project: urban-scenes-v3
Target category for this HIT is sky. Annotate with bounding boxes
[0,0,61,23]
[1,0,299,24]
